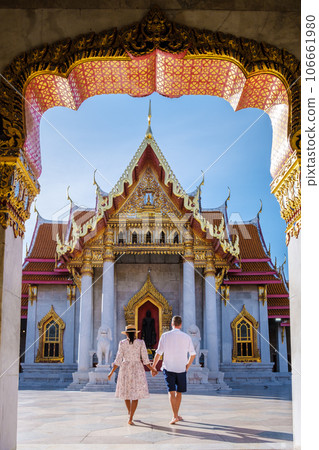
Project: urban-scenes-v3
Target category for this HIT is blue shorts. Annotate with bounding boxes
[163,369,187,393]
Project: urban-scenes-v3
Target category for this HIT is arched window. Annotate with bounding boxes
[132,231,138,244]
[146,231,152,243]
[36,306,65,363]
[236,319,253,358]
[44,320,60,358]
[231,305,261,362]
[173,232,179,244]
[160,231,165,244]
[118,231,124,244]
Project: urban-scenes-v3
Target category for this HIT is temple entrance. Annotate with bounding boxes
[124,273,172,366]
[138,299,159,352]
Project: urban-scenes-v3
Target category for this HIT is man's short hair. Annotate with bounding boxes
[172,315,182,326]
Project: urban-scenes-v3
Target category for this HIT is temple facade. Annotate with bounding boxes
[20,122,291,389]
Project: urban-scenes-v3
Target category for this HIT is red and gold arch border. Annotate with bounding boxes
[0,6,300,239]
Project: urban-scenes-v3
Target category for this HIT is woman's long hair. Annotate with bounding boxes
[126,331,136,344]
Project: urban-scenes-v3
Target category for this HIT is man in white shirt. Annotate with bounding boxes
[152,315,196,424]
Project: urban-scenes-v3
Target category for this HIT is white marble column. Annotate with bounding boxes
[182,259,196,332]
[288,234,301,450]
[101,261,115,339]
[77,251,93,373]
[24,292,37,364]
[0,226,23,450]
[204,268,219,373]
[277,324,288,372]
[101,227,115,357]
[258,288,271,364]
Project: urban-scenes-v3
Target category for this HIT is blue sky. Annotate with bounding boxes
[24,92,288,277]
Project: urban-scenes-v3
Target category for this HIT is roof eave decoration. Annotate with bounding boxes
[56,136,240,259]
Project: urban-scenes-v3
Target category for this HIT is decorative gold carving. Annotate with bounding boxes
[81,248,93,277]
[28,284,38,306]
[0,152,39,237]
[124,273,172,334]
[116,167,182,219]
[281,326,285,344]
[270,151,301,244]
[220,285,230,307]
[119,6,190,57]
[258,285,267,306]
[204,249,215,277]
[183,232,194,261]
[35,305,65,363]
[103,227,114,262]
[215,268,227,291]
[66,285,76,306]
[231,305,261,363]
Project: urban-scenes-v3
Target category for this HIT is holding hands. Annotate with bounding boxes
[150,364,158,377]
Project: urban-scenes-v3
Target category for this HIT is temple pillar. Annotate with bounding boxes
[77,249,93,374]
[101,227,115,357]
[0,148,39,450]
[182,233,196,332]
[24,286,38,364]
[258,286,271,364]
[277,324,288,372]
[288,234,301,450]
[0,227,23,450]
[204,251,219,373]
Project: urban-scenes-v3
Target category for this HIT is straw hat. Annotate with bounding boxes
[121,324,140,335]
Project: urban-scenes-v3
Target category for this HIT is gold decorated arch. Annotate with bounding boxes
[35,305,65,363]
[230,305,261,363]
[124,273,172,336]
[0,6,300,240]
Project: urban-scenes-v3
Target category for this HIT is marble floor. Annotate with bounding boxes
[17,386,293,449]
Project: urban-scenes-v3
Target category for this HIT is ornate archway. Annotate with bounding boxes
[124,273,173,339]
[0,7,300,241]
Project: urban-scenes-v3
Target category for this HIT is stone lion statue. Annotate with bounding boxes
[97,327,112,366]
[187,324,201,366]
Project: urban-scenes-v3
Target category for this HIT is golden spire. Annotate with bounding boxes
[145,100,153,139]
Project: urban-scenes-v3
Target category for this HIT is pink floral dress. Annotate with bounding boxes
[114,339,150,400]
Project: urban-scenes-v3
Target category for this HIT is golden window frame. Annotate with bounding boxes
[231,304,261,363]
[35,305,65,363]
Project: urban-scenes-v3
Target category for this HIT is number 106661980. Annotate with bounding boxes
[305,15,316,82]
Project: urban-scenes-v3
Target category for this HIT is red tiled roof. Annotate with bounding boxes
[230,223,268,260]
[28,220,67,259]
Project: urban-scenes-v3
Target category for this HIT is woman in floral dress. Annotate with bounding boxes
[108,324,157,424]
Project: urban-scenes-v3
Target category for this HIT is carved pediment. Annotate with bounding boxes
[114,167,182,220]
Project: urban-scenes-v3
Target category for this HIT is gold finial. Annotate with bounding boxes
[33,199,39,215]
[226,186,231,206]
[145,100,153,139]
[257,199,263,219]
[67,185,73,204]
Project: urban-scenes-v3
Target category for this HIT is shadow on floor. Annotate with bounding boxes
[134,419,293,444]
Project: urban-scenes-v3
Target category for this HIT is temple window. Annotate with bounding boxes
[44,320,60,358]
[36,305,65,363]
[173,232,179,244]
[231,305,261,362]
[160,231,165,244]
[118,231,124,244]
[132,231,138,244]
[236,319,253,357]
[146,231,152,243]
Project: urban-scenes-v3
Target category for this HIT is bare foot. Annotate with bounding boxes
[169,417,179,425]
[128,419,134,425]
[178,416,183,421]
